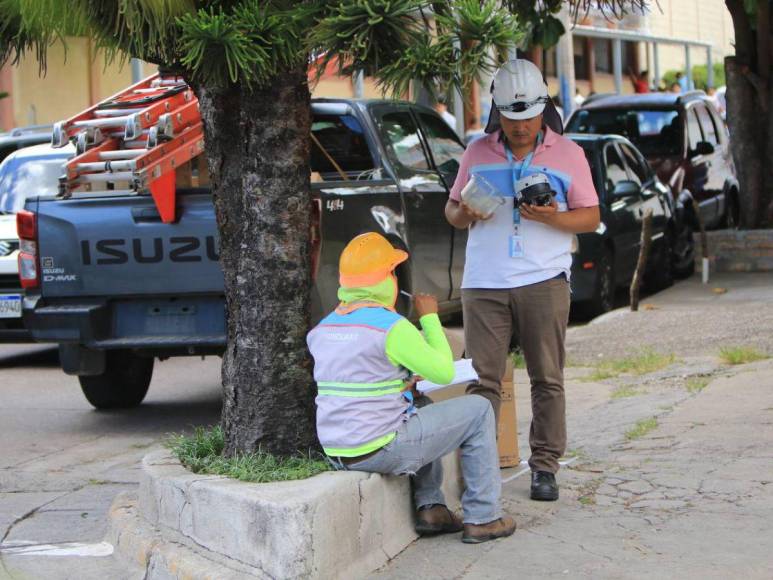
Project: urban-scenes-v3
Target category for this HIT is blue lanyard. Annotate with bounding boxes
[503,131,543,191]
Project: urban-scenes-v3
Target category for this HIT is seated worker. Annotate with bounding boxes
[307,233,515,544]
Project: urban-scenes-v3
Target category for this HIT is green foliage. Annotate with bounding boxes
[661,63,726,91]
[589,348,676,381]
[1,0,655,92]
[686,377,709,393]
[610,385,640,399]
[168,426,331,483]
[624,417,658,440]
[510,349,526,369]
[718,345,768,365]
[310,0,424,79]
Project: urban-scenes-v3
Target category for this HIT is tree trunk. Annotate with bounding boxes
[725,56,771,228]
[195,66,318,457]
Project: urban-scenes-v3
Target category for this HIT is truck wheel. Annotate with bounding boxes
[78,350,153,409]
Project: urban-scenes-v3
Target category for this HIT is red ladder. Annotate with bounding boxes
[52,73,204,223]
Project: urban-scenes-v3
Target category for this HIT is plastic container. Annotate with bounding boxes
[460,173,505,218]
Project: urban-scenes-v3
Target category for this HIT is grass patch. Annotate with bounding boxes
[511,349,526,369]
[589,349,676,381]
[625,417,658,441]
[718,346,769,365]
[686,377,710,393]
[610,385,640,399]
[168,426,330,483]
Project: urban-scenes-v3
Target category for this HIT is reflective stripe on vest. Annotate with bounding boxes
[307,306,409,458]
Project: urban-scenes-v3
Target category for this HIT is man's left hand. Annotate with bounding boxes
[520,199,559,224]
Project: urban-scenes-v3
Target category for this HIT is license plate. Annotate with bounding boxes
[0,294,22,318]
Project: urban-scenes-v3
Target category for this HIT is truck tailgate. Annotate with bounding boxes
[35,192,223,298]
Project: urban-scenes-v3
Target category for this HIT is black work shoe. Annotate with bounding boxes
[530,471,559,501]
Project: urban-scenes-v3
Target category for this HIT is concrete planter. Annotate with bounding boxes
[697,229,773,273]
[110,449,462,579]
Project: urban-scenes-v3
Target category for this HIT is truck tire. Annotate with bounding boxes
[78,350,154,409]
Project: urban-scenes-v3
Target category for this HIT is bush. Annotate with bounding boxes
[661,63,725,91]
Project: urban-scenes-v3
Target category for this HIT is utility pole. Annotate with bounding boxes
[556,8,576,118]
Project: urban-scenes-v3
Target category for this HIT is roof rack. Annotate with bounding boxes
[52,73,204,223]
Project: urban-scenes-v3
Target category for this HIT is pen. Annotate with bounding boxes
[400,290,413,299]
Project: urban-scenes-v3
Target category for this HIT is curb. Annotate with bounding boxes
[110,450,462,580]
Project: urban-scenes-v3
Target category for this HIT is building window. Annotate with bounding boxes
[594,40,612,73]
[543,46,557,78]
[573,36,589,80]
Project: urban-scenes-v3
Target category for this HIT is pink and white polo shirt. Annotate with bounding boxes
[450,128,598,289]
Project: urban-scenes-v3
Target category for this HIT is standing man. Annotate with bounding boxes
[444,60,600,502]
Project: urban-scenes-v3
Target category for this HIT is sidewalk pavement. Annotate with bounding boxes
[373,272,773,579]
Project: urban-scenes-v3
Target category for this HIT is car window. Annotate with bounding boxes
[375,110,430,171]
[311,114,375,179]
[417,112,464,176]
[707,105,727,144]
[686,107,703,151]
[567,108,681,157]
[604,144,629,196]
[694,104,718,146]
[0,156,68,214]
[619,143,650,186]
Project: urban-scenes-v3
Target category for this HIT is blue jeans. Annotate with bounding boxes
[339,395,501,524]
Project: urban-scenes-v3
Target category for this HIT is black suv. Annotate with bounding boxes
[566,92,739,238]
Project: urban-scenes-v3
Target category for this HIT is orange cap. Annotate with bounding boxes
[339,233,408,287]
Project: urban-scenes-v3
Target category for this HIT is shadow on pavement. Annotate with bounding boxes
[0,346,60,369]
[76,394,224,436]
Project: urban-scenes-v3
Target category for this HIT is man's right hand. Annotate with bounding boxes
[414,293,438,317]
[460,201,493,222]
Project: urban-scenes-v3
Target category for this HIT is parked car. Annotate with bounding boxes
[0,125,52,164]
[0,144,73,341]
[566,91,739,255]
[20,99,467,408]
[568,133,682,318]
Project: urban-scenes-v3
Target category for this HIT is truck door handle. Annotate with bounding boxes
[132,207,162,222]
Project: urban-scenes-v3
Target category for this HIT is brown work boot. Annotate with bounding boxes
[461,515,516,544]
[415,504,463,536]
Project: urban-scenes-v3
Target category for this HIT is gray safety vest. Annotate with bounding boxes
[307,305,409,457]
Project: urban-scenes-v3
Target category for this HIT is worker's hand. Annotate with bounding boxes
[414,293,438,317]
[520,198,559,225]
[460,201,493,222]
[402,375,423,398]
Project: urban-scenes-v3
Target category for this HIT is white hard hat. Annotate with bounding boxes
[491,59,549,120]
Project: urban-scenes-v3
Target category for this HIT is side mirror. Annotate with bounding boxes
[690,141,715,157]
[611,180,641,198]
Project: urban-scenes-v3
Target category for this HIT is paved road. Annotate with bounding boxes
[0,345,222,579]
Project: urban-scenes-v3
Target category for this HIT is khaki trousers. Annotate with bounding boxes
[462,276,570,473]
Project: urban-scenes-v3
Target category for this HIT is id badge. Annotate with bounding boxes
[509,235,524,258]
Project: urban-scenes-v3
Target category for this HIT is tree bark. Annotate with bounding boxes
[725,57,768,228]
[195,66,318,457]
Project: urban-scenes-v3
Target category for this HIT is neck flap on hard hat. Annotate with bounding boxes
[484,98,564,135]
[336,275,397,312]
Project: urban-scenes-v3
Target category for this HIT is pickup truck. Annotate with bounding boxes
[21,99,468,409]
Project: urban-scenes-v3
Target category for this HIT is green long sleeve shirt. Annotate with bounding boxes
[384,313,455,385]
